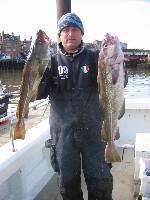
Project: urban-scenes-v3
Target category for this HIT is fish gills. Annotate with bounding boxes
[14,29,51,140]
[98,33,125,163]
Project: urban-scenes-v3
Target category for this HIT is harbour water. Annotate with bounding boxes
[124,68,150,99]
[0,67,150,99]
[0,69,22,94]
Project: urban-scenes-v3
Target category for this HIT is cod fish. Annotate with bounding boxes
[98,33,125,163]
[13,29,51,140]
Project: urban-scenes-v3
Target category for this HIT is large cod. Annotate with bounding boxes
[13,29,51,140]
[98,33,125,163]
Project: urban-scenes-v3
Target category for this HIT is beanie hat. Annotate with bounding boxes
[57,13,84,36]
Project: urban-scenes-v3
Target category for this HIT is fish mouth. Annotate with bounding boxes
[37,29,49,43]
[104,33,118,45]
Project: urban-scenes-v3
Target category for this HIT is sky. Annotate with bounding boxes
[1,0,150,50]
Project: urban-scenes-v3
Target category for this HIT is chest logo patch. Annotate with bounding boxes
[81,64,90,73]
[58,65,69,79]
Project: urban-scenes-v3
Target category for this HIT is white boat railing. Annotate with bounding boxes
[0,98,49,123]
[0,119,54,200]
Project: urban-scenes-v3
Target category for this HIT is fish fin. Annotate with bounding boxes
[101,121,109,141]
[118,98,125,120]
[112,66,119,84]
[105,141,121,163]
[13,120,25,140]
[30,93,37,102]
[24,99,30,118]
[24,106,29,119]
[97,75,100,92]
[114,127,120,140]
[16,107,19,118]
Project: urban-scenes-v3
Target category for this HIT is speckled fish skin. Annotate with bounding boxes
[13,29,51,140]
[98,33,125,163]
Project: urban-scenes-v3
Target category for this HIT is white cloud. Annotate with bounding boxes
[72,0,150,49]
[0,0,150,49]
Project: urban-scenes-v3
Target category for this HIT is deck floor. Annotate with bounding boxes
[34,172,88,200]
[35,147,136,200]
[0,102,137,200]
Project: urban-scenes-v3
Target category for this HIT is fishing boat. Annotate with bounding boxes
[0,81,13,124]
[0,97,150,200]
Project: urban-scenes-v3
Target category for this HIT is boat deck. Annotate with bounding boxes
[0,100,50,147]
[35,146,135,200]
[0,101,138,200]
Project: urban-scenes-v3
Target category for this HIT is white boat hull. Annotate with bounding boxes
[0,98,150,200]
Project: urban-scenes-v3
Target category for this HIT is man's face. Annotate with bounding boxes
[59,26,83,53]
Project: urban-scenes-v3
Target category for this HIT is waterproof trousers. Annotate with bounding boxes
[55,126,113,200]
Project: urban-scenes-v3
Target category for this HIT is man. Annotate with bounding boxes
[37,12,127,200]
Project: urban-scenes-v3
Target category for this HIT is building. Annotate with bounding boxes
[92,40,127,50]
[0,31,32,62]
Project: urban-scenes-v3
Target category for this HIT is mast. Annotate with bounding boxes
[56,0,71,22]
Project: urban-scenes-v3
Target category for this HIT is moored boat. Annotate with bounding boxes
[0,81,13,124]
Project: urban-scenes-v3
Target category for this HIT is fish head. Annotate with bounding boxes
[27,30,51,75]
[103,33,119,58]
[34,29,51,60]
[100,33,122,66]
[99,33,124,84]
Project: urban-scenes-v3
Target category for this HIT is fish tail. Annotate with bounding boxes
[105,141,121,163]
[13,119,25,140]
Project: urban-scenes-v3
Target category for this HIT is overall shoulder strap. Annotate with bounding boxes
[88,49,99,72]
